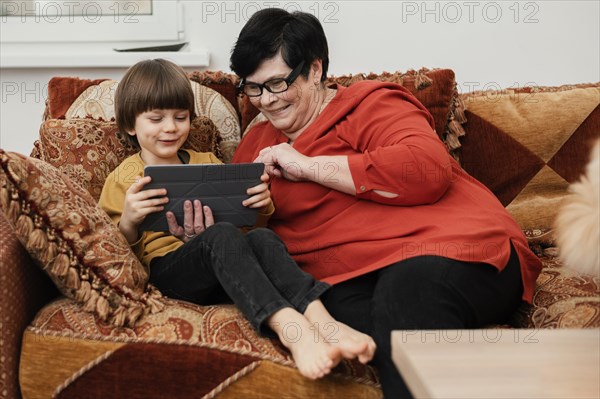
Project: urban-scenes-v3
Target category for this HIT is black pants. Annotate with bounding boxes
[320,244,524,399]
[149,222,329,334]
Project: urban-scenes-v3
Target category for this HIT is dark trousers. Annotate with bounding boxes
[320,245,524,399]
[149,222,329,334]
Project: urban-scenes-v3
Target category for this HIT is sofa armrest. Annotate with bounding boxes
[0,213,59,399]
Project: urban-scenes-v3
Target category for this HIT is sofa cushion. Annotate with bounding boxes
[459,83,600,233]
[34,116,220,201]
[46,77,108,120]
[45,75,241,162]
[512,249,600,329]
[0,150,164,327]
[240,68,466,158]
[20,298,381,399]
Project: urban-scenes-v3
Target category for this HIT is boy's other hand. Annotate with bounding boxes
[120,175,168,243]
[243,173,272,210]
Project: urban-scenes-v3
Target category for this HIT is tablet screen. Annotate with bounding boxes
[139,163,265,232]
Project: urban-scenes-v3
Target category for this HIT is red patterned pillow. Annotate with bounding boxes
[34,116,221,201]
[0,150,164,327]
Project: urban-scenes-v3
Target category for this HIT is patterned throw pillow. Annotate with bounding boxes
[35,116,221,201]
[46,77,108,120]
[239,68,466,157]
[459,83,600,232]
[44,76,241,163]
[0,150,164,327]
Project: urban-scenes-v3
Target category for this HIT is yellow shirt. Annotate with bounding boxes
[99,150,274,270]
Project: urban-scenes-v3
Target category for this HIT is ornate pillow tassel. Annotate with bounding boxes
[110,306,127,327]
[51,253,70,277]
[75,280,92,303]
[7,197,19,224]
[453,96,467,124]
[96,295,110,321]
[65,267,81,290]
[0,185,9,210]
[449,119,466,138]
[45,231,59,263]
[445,133,462,153]
[142,286,165,313]
[83,290,99,313]
[126,305,144,326]
[415,71,433,90]
[145,297,165,314]
[28,217,49,255]
[16,214,34,237]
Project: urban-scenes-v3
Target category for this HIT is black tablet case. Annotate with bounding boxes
[139,163,264,232]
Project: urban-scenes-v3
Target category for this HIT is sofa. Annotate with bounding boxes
[1,68,598,399]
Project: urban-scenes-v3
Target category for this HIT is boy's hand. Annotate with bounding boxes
[167,200,214,242]
[120,175,169,244]
[243,173,272,210]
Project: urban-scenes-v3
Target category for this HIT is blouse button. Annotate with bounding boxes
[360,185,366,192]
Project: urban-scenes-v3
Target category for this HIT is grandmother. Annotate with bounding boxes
[230,8,542,398]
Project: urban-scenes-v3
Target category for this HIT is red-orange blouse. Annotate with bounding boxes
[233,81,542,303]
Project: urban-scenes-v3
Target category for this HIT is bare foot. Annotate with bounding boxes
[304,300,377,364]
[269,308,343,379]
[327,321,376,364]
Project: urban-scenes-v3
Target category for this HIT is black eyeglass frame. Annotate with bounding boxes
[238,60,306,97]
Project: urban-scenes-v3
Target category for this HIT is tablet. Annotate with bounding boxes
[138,163,265,232]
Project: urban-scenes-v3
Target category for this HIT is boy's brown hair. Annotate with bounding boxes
[115,59,196,147]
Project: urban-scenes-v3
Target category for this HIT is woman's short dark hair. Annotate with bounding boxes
[114,58,196,147]
[230,8,329,82]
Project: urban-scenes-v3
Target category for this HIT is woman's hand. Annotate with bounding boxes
[254,143,309,182]
[243,173,272,210]
[120,175,169,244]
[255,143,361,197]
[166,200,214,242]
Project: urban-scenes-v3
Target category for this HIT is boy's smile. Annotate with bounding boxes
[129,109,191,165]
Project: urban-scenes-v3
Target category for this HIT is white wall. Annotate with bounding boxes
[1,0,599,155]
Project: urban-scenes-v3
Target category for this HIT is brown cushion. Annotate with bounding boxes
[188,70,241,117]
[20,298,381,399]
[46,77,109,120]
[459,83,600,232]
[239,68,466,157]
[34,116,221,201]
[0,150,164,327]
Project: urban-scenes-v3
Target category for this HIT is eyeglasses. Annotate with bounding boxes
[238,61,305,97]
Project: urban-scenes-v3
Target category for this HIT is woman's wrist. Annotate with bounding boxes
[304,155,356,195]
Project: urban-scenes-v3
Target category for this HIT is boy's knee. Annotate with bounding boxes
[245,227,277,243]
[202,222,242,243]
